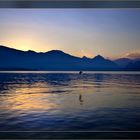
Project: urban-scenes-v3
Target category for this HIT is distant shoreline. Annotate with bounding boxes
[0,70,140,73]
[0,69,140,72]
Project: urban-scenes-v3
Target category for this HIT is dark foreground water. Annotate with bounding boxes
[0,71,140,139]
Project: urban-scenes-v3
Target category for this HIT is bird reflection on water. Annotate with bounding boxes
[79,94,84,105]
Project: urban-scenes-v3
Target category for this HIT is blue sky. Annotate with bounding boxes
[0,9,140,59]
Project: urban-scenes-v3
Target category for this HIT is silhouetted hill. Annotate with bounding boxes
[125,61,140,71]
[134,58,140,62]
[0,45,139,71]
[114,58,132,67]
[92,55,104,61]
[89,55,118,70]
[93,55,114,64]
[82,56,90,60]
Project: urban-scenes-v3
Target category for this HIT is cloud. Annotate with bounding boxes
[125,51,140,59]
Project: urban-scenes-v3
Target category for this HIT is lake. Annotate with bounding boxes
[0,71,140,139]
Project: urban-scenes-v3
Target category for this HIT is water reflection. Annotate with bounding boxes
[1,93,58,112]
[0,72,140,131]
[79,94,84,105]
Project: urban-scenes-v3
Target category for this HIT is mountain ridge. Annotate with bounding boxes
[0,45,140,71]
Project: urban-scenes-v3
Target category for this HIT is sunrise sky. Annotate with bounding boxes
[0,9,140,59]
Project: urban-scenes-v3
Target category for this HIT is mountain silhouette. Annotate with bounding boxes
[125,61,140,71]
[0,45,139,71]
[82,56,90,60]
[92,55,104,60]
[114,58,132,67]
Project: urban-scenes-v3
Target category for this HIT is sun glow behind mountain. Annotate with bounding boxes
[0,9,140,59]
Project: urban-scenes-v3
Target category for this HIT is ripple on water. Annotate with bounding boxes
[0,72,140,131]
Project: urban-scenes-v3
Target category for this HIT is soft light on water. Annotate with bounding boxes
[0,71,140,132]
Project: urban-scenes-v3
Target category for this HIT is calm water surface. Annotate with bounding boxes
[0,71,140,137]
